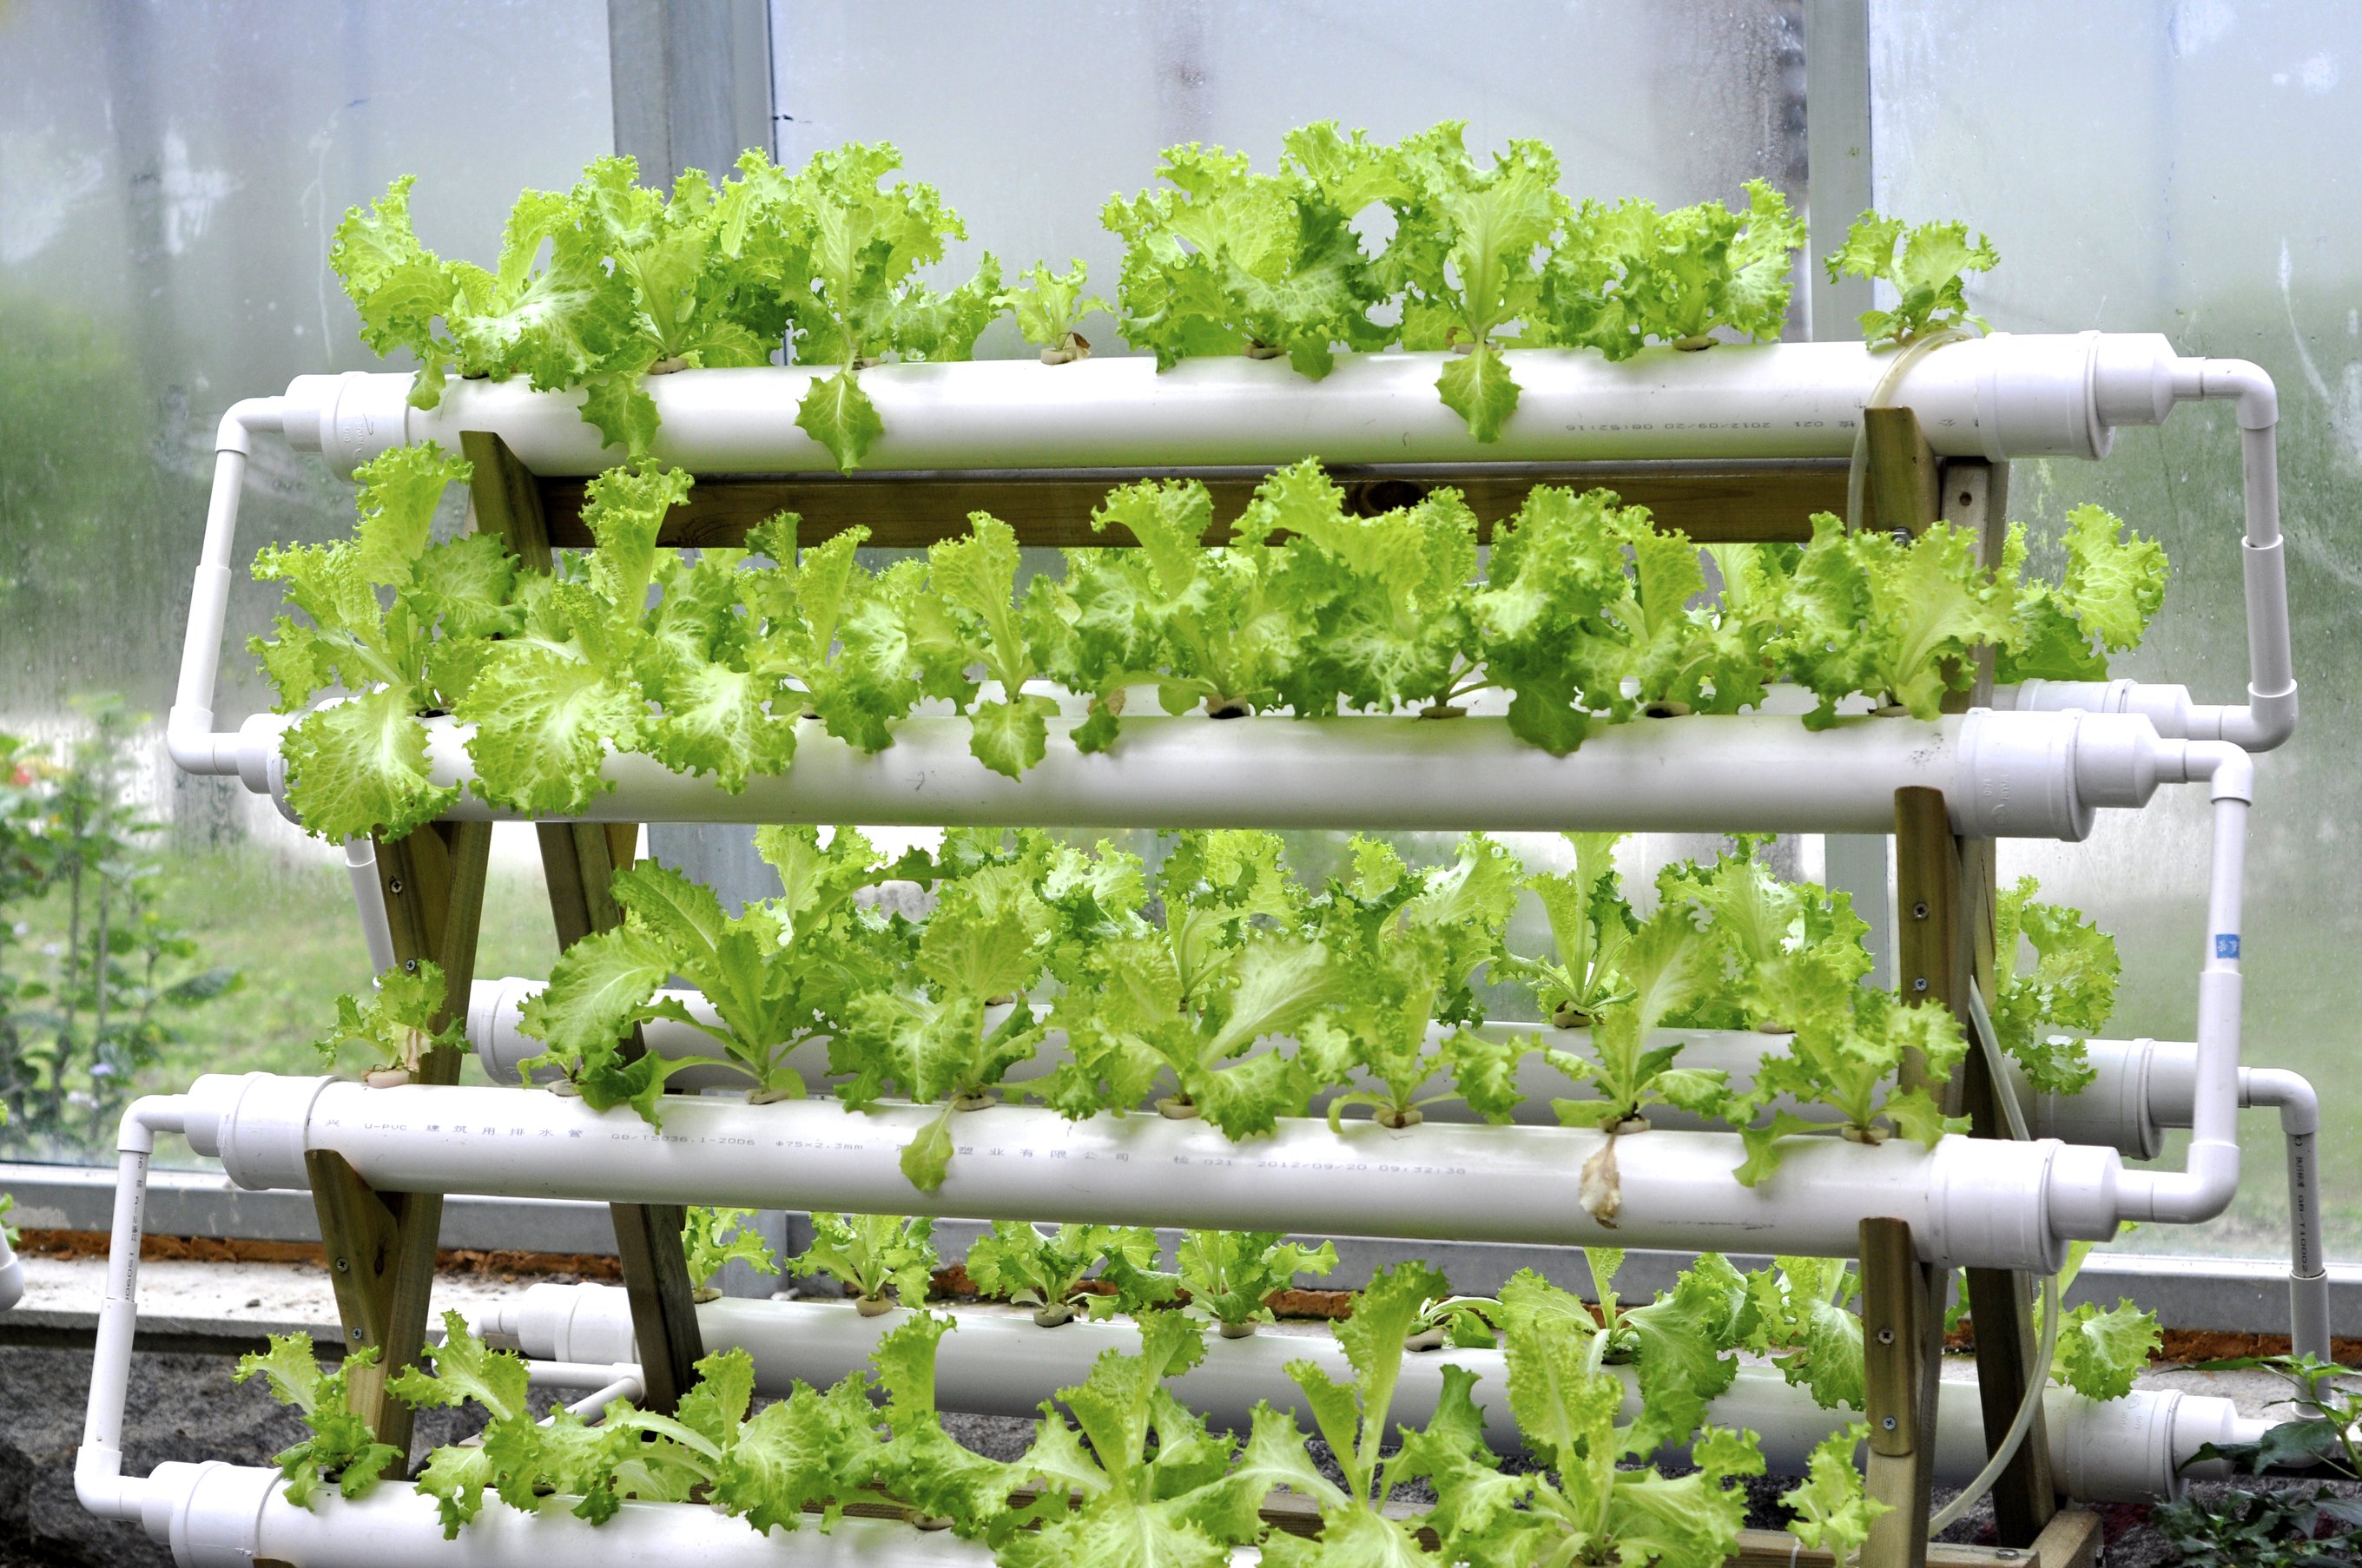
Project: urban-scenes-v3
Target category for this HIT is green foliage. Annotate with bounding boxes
[1996,505,2170,683]
[2185,1354,2362,1482]
[1102,127,1396,379]
[1000,260,1107,359]
[1989,876,2121,1094]
[0,703,239,1149]
[1413,1264,1764,1568]
[232,1334,403,1508]
[1002,1312,1266,1568]
[519,824,898,1119]
[1742,1256,1866,1411]
[2151,1485,2362,1568]
[1249,1261,1464,1568]
[2051,1298,2162,1401]
[683,1206,782,1290]
[332,146,995,469]
[259,451,2167,844]
[310,961,460,1077]
[1735,985,1970,1187]
[787,1211,936,1308]
[966,1220,1160,1322]
[1780,1426,1886,1567]
[1306,834,1524,1129]
[1821,210,1998,346]
[1103,1229,1341,1334]
[1036,828,1341,1139]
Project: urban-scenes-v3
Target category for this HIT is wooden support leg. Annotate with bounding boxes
[465,426,709,1411]
[534,819,706,1411]
[1860,1216,1943,1568]
[1896,789,2058,1544]
[310,819,490,1459]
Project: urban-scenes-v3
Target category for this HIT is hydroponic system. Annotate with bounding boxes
[74,128,2319,1568]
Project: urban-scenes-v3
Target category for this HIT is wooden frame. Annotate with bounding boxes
[297,412,2078,1557]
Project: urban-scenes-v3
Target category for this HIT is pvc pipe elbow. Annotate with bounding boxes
[117,1095,189,1156]
[2197,359,2280,429]
[2116,1138,2242,1225]
[2243,1067,2319,1136]
[212,397,287,458]
[75,1446,142,1521]
[2214,684,2299,752]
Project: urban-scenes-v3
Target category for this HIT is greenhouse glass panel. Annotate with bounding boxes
[0,1,612,1162]
[1872,0,2362,1258]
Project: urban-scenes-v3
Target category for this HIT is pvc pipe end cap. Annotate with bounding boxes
[2070,711,2170,811]
[0,1255,22,1313]
[2091,333,2180,427]
[2044,1140,2125,1245]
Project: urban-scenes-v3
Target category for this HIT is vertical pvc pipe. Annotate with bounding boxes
[2243,1067,2330,1362]
[76,1097,187,1520]
[168,400,283,776]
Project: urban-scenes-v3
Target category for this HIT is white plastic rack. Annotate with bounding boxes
[90,332,2305,1568]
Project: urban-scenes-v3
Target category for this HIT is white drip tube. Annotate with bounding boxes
[76,1095,192,1523]
[479,1288,2266,1504]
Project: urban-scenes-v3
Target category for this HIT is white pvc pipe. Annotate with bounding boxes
[279,335,2192,477]
[265,708,2205,842]
[1993,357,2292,751]
[133,1466,1023,1568]
[77,1096,191,1523]
[2114,745,2253,1229]
[0,1223,22,1313]
[480,1288,2262,1503]
[167,399,287,779]
[179,1071,2115,1273]
[2245,1067,2330,1361]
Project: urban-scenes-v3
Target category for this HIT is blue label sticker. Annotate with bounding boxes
[2215,933,2241,959]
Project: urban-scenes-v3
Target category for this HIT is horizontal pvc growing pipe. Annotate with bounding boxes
[279,335,2193,477]
[0,1223,21,1313]
[465,984,2153,1152]
[265,708,2210,840]
[128,1466,1012,1568]
[179,1071,2116,1272]
[481,1288,2264,1504]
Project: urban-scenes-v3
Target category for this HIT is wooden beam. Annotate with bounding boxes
[1864,407,1941,537]
[463,428,707,1409]
[462,430,556,574]
[309,819,491,1457]
[1859,1216,1940,1568]
[533,460,1850,550]
[1892,787,1968,1101]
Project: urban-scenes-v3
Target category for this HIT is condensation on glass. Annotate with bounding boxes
[0,3,611,1160]
[1873,0,2362,1257]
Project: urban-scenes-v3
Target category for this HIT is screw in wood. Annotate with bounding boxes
[1877,1327,1894,1344]
[405,959,419,972]
[1882,1415,1898,1430]
[1911,901,1930,919]
[334,1256,349,1273]
[387,878,403,895]
[1911,976,1929,992]
[348,1326,363,1340]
